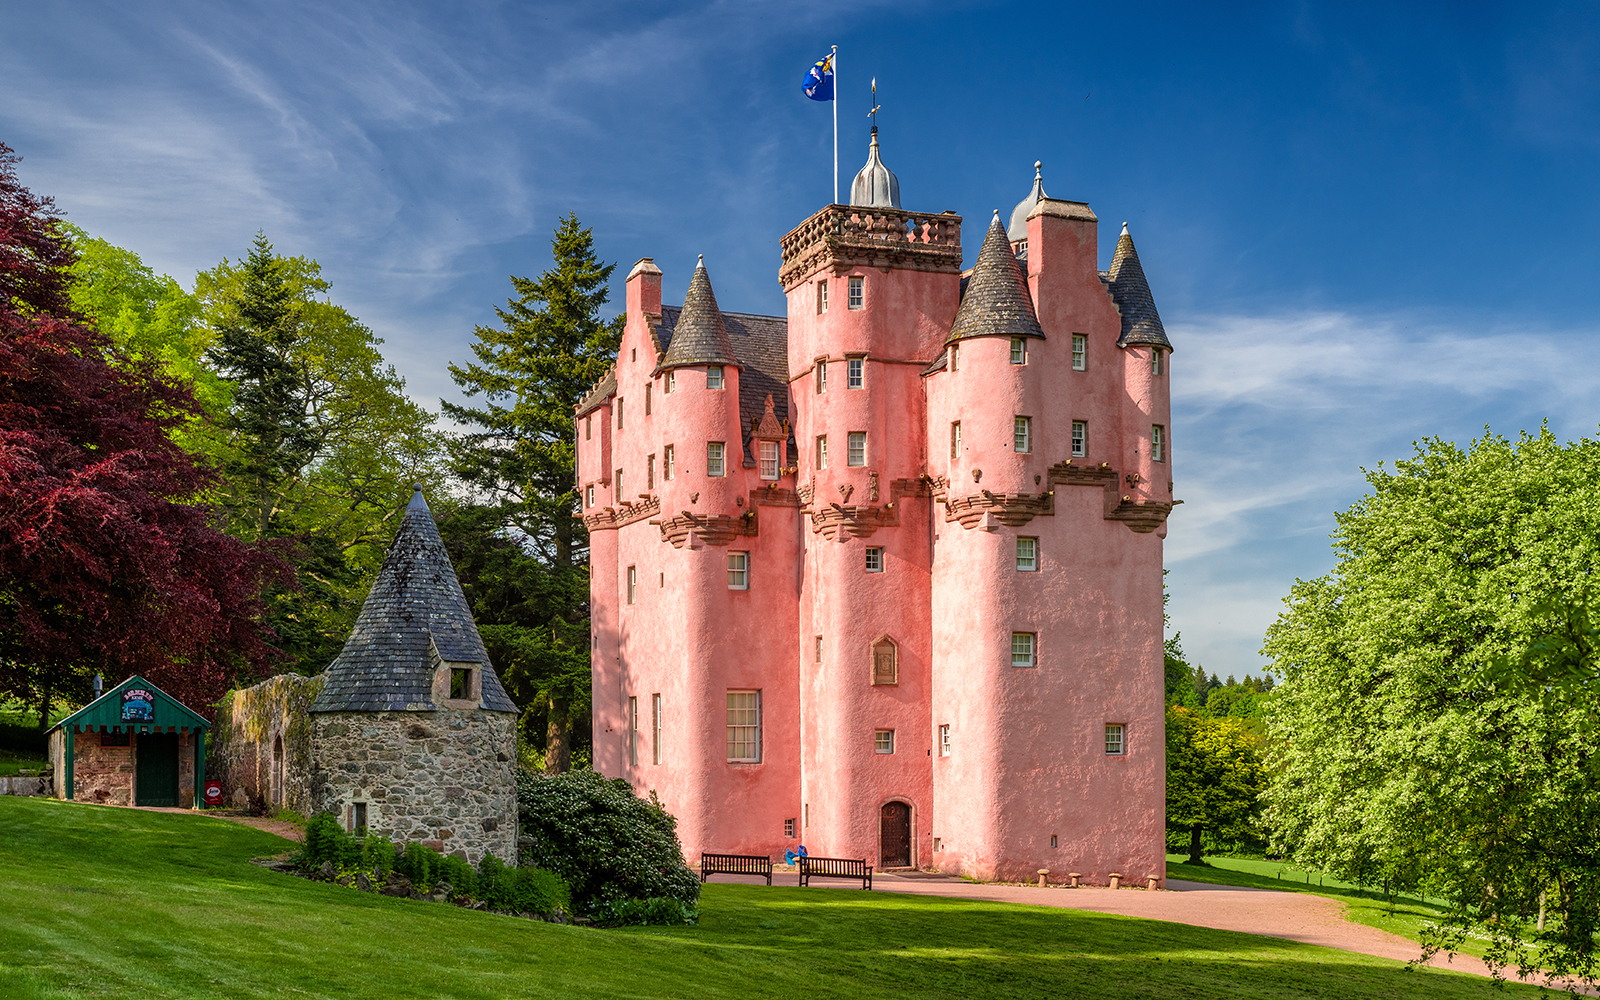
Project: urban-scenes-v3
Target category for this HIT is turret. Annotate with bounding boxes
[655,257,745,515]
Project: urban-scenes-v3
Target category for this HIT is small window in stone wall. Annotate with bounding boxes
[450,667,473,700]
[353,802,368,835]
[872,637,898,685]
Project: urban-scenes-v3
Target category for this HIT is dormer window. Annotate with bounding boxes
[759,441,779,480]
[707,366,724,390]
[450,668,471,699]
[435,657,481,707]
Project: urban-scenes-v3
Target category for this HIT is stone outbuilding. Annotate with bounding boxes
[48,675,210,808]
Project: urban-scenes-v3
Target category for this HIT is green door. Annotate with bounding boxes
[135,733,180,807]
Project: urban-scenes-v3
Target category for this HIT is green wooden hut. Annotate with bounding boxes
[48,676,210,808]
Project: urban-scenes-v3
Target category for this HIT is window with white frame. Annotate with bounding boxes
[950,343,960,371]
[1105,724,1126,755]
[664,444,675,480]
[1010,337,1027,364]
[1016,537,1038,572]
[1011,631,1036,667]
[939,724,951,757]
[815,435,828,470]
[652,693,662,765]
[1014,416,1032,453]
[950,421,961,460]
[847,357,863,388]
[1072,334,1086,371]
[1072,421,1087,458]
[759,441,779,480]
[1152,425,1166,462]
[874,729,895,754]
[707,366,724,389]
[628,696,638,765]
[626,565,637,605]
[727,691,761,762]
[585,485,594,508]
[847,431,866,467]
[865,547,883,573]
[1152,349,1164,376]
[817,280,829,314]
[707,441,725,477]
[815,360,827,393]
[847,275,864,309]
[666,371,676,393]
[727,551,749,590]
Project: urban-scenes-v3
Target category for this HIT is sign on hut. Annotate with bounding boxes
[47,676,211,808]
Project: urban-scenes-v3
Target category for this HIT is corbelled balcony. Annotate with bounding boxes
[779,205,963,290]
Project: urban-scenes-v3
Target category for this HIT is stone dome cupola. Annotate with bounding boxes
[849,127,901,210]
[657,256,741,371]
[1008,161,1046,242]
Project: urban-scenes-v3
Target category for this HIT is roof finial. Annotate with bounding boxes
[1035,160,1042,175]
[868,77,881,128]
[696,254,705,269]
[1121,221,1130,236]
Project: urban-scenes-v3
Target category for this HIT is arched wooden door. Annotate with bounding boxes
[880,801,911,868]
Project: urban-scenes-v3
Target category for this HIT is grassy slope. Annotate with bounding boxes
[0,798,1542,1000]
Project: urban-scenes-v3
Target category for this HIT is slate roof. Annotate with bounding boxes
[946,212,1046,346]
[658,259,740,370]
[309,489,516,714]
[1105,223,1171,351]
[576,366,616,416]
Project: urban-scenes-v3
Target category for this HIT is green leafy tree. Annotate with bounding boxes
[1166,706,1265,863]
[443,215,621,768]
[1262,426,1600,988]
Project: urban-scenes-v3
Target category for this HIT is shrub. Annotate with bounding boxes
[397,841,443,889]
[594,896,699,927]
[303,813,348,868]
[437,853,476,898]
[360,836,396,878]
[476,852,570,914]
[517,769,699,919]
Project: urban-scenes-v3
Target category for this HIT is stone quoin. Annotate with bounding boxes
[580,134,1175,884]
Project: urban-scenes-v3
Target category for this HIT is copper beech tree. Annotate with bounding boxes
[0,143,287,717]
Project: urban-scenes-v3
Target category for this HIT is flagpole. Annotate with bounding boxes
[831,45,839,205]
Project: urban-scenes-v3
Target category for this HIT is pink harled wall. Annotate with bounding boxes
[783,259,960,867]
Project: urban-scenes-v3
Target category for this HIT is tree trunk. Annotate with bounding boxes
[37,680,51,733]
[544,694,571,774]
[1188,824,1204,865]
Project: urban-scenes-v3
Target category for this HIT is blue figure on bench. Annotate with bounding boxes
[785,845,808,865]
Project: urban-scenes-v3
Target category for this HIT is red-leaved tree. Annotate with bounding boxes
[0,142,289,719]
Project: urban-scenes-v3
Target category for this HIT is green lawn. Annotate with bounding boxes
[0,798,1542,1000]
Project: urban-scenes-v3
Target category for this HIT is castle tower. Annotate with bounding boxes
[779,128,962,868]
[307,487,519,863]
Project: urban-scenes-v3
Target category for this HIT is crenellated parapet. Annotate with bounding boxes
[779,205,963,290]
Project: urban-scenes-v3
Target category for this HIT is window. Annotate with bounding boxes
[616,398,623,429]
[1010,337,1027,364]
[1072,335,1086,371]
[647,454,655,489]
[817,280,829,314]
[815,360,827,393]
[353,802,367,835]
[666,371,676,393]
[614,470,622,498]
[707,441,725,477]
[652,694,662,765]
[950,343,960,371]
[664,444,675,480]
[645,383,652,415]
[847,431,866,467]
[1051,834,1058,849]
[815,435,828,469]
[784,818,797,838]
[950,421,961,460]
[814,635,823,663]
[1011,632,1036,667]
[847,357,863,388]
[865,547,883,573]
[759,440,779,480]
[1016,537,1038,572]
[1105,724,1126,755]
[706,365,724,389]
[628,696,638,765]
[659,572,664,588]
[727,551,749,590]
[1071,421,1087,458]
[631,348,636,362]
[1152,349,1164,376]
[1152,425,1166,462]
[450,667,473,700]
[626,566,637,605]
[585,414,592,440]
[875,729,895,754]
[847,275,864,309]
[585,485,594,508]
[939,724,951,757]
[727,691,761,762]
[1014,416,1032,453]
[872,637,898,685]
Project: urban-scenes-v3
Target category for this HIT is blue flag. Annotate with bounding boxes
[803,54,834,101]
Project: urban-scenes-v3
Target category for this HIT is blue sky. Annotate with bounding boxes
[5,1,1599,677]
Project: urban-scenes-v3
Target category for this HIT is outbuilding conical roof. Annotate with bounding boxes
[309,488,516,713]
[658,257,740,371]
[1106,223,1171,351]
[946,211,1045,346]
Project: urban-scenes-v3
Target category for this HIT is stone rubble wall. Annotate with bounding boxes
[209,673,326,815]
[309,708,518,864]
[0,774,53,796]
[67,730,135,805]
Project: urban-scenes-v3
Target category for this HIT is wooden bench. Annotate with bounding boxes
[700,853,773,885]
[798,855,873,890]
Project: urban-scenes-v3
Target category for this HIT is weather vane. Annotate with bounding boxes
[868,77,881,126]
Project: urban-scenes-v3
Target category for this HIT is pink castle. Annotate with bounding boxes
[578,130,1174,884]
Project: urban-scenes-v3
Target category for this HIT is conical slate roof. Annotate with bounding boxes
[658,257,740,371]
[850,127,901,209]
[1007,162,1046,241]
[946,211,1045,346]
[309,489,516,713]
[1106,223,1171,351]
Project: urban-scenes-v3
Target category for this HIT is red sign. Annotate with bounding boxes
[203,780,223,807]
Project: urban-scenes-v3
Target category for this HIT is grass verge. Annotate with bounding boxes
[0,798,1543,999]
